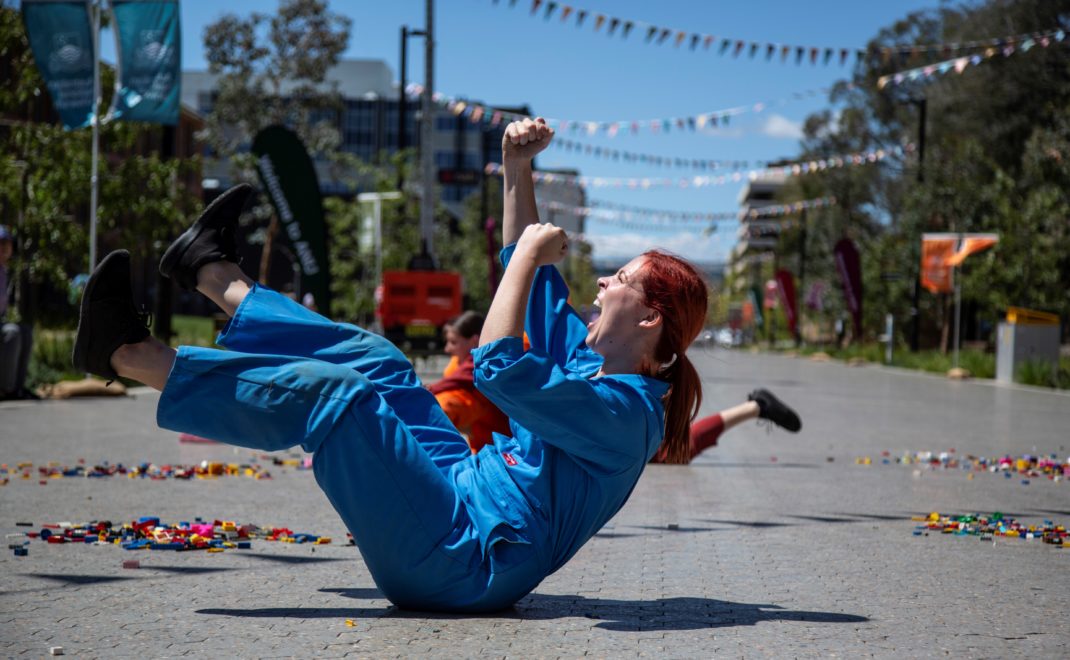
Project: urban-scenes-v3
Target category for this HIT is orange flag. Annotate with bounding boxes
[945,233,998,266]
[920,234,957,293]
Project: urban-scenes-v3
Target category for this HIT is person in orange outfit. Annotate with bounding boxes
[428,311,510,453]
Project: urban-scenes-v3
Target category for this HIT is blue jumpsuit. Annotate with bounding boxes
[156,244,669,612]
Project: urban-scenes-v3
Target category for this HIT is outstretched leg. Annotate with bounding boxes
[159,185,469,468]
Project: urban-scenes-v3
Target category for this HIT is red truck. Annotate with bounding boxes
[376,270,463,352]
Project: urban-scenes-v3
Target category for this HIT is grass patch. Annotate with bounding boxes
[1016,358,1070,389]
[170,314,219,347]
[786,343,1000,380]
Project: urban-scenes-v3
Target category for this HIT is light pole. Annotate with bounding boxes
[398,25,426,189]
[358,191,402,292]
[419,0,436,265]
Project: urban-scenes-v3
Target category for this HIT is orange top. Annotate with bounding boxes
[430,355,510,453]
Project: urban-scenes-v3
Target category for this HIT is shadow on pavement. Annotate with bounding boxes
[700,519,793,529]
[149,566,235,575]
[22,573,136,585]
[688,462,819,469]
[197,593,868,631]
[240,553,349,565]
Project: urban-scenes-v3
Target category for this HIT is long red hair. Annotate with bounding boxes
[640,250,709,464]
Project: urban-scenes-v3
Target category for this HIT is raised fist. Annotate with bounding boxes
[517,222,568,267]
[502,117,554,162]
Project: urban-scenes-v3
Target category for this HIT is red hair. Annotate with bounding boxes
[639,250,709,464]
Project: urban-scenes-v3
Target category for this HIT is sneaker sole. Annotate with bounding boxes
[72,250,126,374]
[159,184,252,284]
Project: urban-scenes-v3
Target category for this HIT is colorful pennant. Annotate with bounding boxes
[552,138,766,172]
[492,0,1063,67]
[487,146,904,189]
[409,82,844,138]
[877,30,1065,89]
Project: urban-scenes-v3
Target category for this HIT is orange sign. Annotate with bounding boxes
[920,234,956,293]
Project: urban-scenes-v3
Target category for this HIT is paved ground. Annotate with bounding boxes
[2,349,1068,658]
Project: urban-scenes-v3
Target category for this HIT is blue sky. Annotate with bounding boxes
[110,0,946,263]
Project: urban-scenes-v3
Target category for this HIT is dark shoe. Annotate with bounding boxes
[72,250,151,381]
[159,183,253,290]
[748,388,802,433]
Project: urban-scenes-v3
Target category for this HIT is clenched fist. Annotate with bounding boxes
[516,222,568,267]
[502,117,554,163]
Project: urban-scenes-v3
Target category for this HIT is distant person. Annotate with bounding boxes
[0,225,35,401]
[651,389,801,464]
[428,311,510,453]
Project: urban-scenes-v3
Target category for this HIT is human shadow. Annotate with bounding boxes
[149,566,234,575]
[198,592,868,632]
[240,553,348,565]
[687,461,818,469]
[23,573,136,586]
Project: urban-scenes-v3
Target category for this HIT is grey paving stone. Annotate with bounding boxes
[2,350,1069,656]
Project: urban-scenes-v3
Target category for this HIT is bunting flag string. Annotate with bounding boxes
[877,30,1065,89]
[408,82,846,138]
[542,196,836,225]
[491,0,1063,67]
[552,137,761,172]
[487,146,906,189]
[537,196,835,233]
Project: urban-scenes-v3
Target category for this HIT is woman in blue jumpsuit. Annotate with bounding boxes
[72,118,709,613]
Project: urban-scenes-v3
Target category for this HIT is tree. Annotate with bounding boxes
[0,7,199,326]
[201,0,351,162]
[790,0,1070,347]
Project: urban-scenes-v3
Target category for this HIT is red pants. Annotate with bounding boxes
[650,413,725,464]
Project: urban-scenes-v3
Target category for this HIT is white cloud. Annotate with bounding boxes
[761,113,803,139]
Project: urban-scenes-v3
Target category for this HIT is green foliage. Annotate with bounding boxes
[760,0,1070,346]
[1016,358,1070,389]
[170,314,217,348]
[0,7,200,326]
[26,330,77,390]
[200,0,351,162]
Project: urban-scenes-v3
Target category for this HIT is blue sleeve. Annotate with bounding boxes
[473,336,653,472]
[500,243,590,368]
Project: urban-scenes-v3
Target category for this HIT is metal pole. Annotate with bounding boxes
[419,0,435,262]
[88,0,101,272]
[909,97,927,352]
[398,26,407,156]
[953,252,962,370]
[373,197,383,290]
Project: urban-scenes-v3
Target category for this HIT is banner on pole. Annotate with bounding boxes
[775,269,798,336]
[920,233,957,293]
[21,0,96,130]
[253,126,331,313]
[109,0,181,124]
[834,238,863,336]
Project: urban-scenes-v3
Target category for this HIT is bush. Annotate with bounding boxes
[27,329,79,390]
[1016,359,1070,389]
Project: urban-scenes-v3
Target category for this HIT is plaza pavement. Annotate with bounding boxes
[1,348,1068,658]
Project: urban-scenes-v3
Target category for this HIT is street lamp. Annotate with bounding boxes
[358,191,403,292]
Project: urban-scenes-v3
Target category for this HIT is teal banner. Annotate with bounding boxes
[110,0,180,125]
[20,0,96,130]
[253,126,331,313]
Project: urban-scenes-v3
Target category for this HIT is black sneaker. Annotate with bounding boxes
[159,183,253,290]
[748,389,802,433]
[72,250,151,381]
